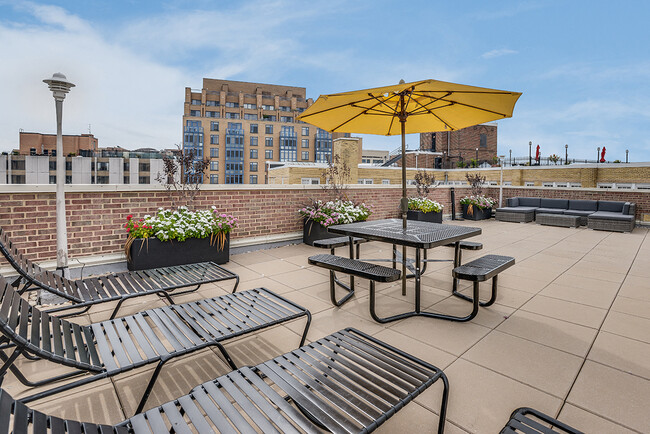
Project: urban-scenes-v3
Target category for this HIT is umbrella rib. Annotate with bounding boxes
[297,93,392,119]
[329,93,398,131]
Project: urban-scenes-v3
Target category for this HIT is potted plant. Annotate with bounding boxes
[549,154,560,165]
[460,173,496,220]
[407,171,443,223]
[299,200,372,245]
[124,207,238,270]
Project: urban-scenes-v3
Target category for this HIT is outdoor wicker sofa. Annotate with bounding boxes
[496,197,636,231]
[0,328,449,433]
[0,227,239,318]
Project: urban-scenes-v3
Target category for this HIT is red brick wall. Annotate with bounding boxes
[1,185,646,265]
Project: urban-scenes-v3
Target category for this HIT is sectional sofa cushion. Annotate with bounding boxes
[588,211,635,222]
[568,200,597,211]
[517,197,541,207]
[597,201,625,213]
[563,209,594,218]
[507,197,519,207]
[496,206,538,214]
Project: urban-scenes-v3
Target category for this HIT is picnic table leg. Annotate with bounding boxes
[415,248,421,313]
[348,236,355,290]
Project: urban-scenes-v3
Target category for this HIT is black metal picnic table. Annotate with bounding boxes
[328,219,482,323]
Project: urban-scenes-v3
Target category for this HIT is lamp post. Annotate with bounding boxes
[565,144,568,164]
[475,147,479,163]
[597,147,601,163]
[626,149,629,163]
[528,141,532,165]
[43,73,75,276]
[509,149,512,166]
[498,155,505,207]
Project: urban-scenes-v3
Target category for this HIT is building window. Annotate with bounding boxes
[123,162,129,171]
[225,102,239,108]
[250,162,258,172]
[66,161,72,170]
[382,179,390,185]
[262,115,277,121]
[250,124,258,134]
[261,104,274,110]
[250,136,258,146]
[265,124,273,134]
[124,176,130,184]
[205,100,219,106]
[265,137,273,147]
[301,151,309,160]
[139,176,150,184]
[210,161,219,171]
[225,112,240,119]
[49,160,56,170]
[191,99,201,105]
[358,179,373,184]
[210,135,219,145]
[210,174,219,184]
[243,113,258,120]
[250,149,258,159]
[210,122,219,131]
[280,116,293,123]
[210,147,219,158]
[65,175,72,184]
[302,127,309,135]
[301,139,309,148]
[97,176,109,184]
[49,175,56,184]
[189,110,201,116]
[97,161,108,171]
[243,103,256,109]
[10,160,25,170]
[250,175,258,184]
[524,181,535,187]
[265,150,273,159]
[301,178,320,185]
[279,106,291,112]
[315,128,332,163]
[139,163,150,172]
[206,111,219,118]
[480,134,487,148]
[225,174,243,184]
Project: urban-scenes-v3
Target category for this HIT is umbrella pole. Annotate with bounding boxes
[400,95,408,296]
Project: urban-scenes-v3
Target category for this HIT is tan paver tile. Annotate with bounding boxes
[279,288,333,314]
[521,294,607,329]
[567,360,650,432]
[463,330,583,398]
[416,358,561,433]
[492,286,535,309]
[588,331,650,380]
[611,295,650,319]
[497,274,549,293]
[540,283,617,309]
[601,310,650,344]
[618,274,650,302]
[375,402,447,433]
[496,310,597,357]
[243,258,302,277]
[371,328,456,369]
[427,295,514,329]
[230,250,277,266]
[559,404,637,434]
[268,267,329,289]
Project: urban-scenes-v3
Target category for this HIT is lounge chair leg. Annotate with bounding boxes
[230,275,240,294]
[438,372,450,434]
[136,358,168,415]
[0,348,85,388]
[213,342,238,370]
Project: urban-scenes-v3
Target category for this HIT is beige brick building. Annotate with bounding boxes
[182,79,350,184]
[19,132,98,156]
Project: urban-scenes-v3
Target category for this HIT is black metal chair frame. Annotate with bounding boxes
[0,328,449,434]
[451,254,515,311]
[501,407,584,433]
[0,227,239,319]
[0,276,311,415]
[313,237,367,306]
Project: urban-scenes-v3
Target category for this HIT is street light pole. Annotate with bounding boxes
[565,144,568,165]
[528,141,532,165]
[475,148,479,163]
[626,149,629,163]
[597,147,601,163]
[43,73,75,276]
[509,149,512,166]
[498,155,505,207]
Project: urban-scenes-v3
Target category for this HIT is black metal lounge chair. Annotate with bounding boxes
[501,407,583,433]
[0,274,311,414]
[0,328,449,433]
[0,227,239,318]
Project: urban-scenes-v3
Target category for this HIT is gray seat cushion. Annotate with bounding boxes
[568,200,597,211]
[540,198,569,209]
[589,211,635,222]
[518,197,541,207]
[535,208,565,215]
[597,201,625,213]
[563,210,595,217]
[496,207,537,213]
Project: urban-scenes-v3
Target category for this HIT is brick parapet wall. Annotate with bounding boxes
[0,184,647,265]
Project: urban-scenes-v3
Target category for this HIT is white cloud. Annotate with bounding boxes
[481,48,518,59]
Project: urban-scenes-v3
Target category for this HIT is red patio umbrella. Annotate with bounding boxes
[535,144,540,161]
[600,146,606,163]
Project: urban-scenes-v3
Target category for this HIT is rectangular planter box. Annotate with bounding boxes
[303,219,340,246]
[127,234,230,271]
[407,209,443,224]
[461,204,492,220]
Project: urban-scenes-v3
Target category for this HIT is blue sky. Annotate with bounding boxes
[1,0,649,162]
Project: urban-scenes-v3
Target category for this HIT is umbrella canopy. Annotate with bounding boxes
[535,144,540,161]
[297,79,522,295]
[600,146,606,163]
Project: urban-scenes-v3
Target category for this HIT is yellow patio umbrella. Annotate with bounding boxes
[297,78,521,294]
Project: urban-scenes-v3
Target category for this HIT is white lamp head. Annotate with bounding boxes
[43,72,75,101]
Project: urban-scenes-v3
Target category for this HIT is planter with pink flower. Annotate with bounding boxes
[124,206,238,270]
[298,200,372,246]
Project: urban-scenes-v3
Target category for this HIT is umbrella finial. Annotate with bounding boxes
[399,79,405,84]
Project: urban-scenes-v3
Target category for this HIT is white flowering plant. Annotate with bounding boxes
[299,200,372,228]
[124,207,238,258]
[459,195,496,210]
[408,197,443,213]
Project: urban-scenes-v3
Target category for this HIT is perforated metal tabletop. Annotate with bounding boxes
[328,219,481,248]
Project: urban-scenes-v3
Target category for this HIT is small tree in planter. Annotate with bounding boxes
[407,171,443,223]
[299,155,373,245]
[125,149,237,270]
[460,173,495,220]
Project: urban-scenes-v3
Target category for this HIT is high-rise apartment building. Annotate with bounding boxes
[183,79,346,184]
